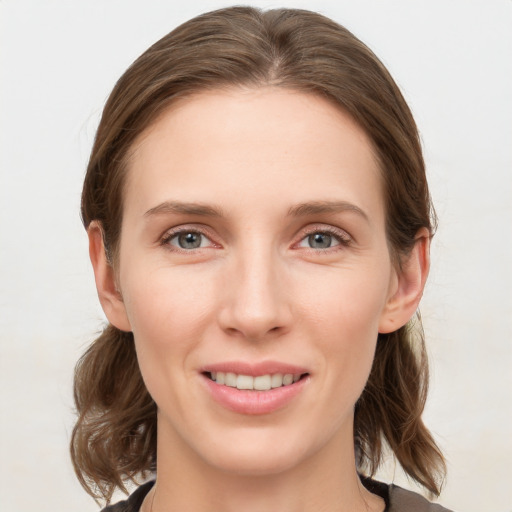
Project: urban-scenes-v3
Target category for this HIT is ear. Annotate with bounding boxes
[88,221,132,332]
[379,228,430,333]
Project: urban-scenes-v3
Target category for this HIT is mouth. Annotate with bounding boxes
[204,371,309,391]
[200,363,310,414]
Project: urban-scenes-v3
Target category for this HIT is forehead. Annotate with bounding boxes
[124,87,383,219]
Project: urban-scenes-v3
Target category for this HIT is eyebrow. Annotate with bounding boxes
[144,201,225,218]
[287,200,369,222]
[144,199,368,222]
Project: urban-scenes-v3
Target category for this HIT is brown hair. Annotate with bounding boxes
[72,6,445,503]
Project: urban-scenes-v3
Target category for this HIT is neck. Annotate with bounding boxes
[147,417,383,512]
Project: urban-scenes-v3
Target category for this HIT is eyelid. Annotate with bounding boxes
[160,224,221,251]
[293,224,352,249]
[158,223,351,252]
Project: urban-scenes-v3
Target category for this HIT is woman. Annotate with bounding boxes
[71,6,452,512]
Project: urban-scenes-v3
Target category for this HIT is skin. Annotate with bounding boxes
[89,88,430,512]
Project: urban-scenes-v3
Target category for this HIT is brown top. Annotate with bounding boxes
[101,479,454,512]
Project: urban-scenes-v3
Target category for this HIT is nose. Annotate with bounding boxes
[218,245,293,341]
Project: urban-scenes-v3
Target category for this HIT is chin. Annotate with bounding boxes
[192,424,322,477]
[208,446,306,477]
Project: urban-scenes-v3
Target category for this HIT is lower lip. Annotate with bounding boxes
[202,374,309,415]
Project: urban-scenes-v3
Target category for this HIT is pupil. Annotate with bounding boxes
[179,232,201,249]
[309,233,331,249]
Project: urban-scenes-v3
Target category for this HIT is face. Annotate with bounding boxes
[98,88,413,477]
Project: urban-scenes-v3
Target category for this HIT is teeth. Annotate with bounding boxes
[271,373,283,388]
[282,374,294,386]
[210,371,302,390]
[236,374,253,390]
[225,372,237,387]
[254,375,271,391]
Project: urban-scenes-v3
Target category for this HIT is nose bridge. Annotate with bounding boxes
[219,237,291,339]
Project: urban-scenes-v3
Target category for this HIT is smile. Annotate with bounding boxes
[208,372,304,390]
[202,363,310,414]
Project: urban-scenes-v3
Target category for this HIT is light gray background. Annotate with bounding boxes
[1,1,511,511]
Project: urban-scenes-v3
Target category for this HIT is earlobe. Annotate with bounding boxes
[88,221,132,332]
[378,228,430,334]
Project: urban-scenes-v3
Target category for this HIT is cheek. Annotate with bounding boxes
[123,260,216,332]
[120,265,218,388]
[296,264,391,388]
[298,262,391,337]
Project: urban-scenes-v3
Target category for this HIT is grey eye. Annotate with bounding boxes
[308,233,333,249]
[173,232,204,249]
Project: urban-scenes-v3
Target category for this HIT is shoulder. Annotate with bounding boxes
[98,478,455,512]
[360,477,454,512]
[100,481,154,512]
[388,484,455,512]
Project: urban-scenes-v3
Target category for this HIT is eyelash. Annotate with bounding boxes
[160,226,218,252]
[295,226,352,252]
[160,225,352,253]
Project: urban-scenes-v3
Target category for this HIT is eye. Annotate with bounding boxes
[164,230,214,250]
[299,232,340,249]
[296,228,350,250]
[302,232,339,249]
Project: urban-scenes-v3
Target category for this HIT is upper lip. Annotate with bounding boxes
[200,360,309,377]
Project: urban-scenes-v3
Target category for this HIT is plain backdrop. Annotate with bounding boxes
[1,1,511,511]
